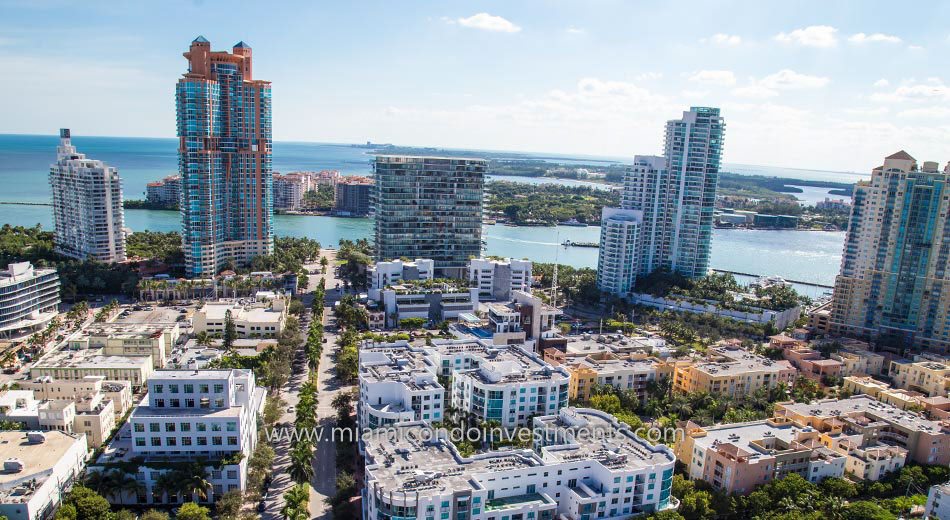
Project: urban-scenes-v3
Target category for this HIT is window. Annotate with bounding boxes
[228,436,238,445]
[212,436,223,445]
[182,437,192,446]
[151,437,161,446]
[135,437,145,447]
[215,398,225,408]
[185,399,195,408]
[170,399,180,408]
[214,384,224,393]
[184,384,194,393]
[154,399,165,408]
[149,423,160,433]
[166,437,177,446]
[169,384,179,394]
[211,423,222,432]
[197,423,207,432]
[197,437,208,446]
[200,384,209,393]
[153,384,163,393]
[180,423,191,432]
[227,422,237,432]
[165,423,176,432]
[134,423,144,433]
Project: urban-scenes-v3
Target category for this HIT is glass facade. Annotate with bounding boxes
[373,156,485,276]
[177,38,273,277]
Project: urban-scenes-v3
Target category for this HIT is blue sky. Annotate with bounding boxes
[2,0,950,172]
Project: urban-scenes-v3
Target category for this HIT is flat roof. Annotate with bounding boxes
[779,395,950,434]
[33,349,152,369]
[364,408,673,497]
[0,431,84,499]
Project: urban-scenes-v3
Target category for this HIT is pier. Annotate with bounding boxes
[711,269,834,290]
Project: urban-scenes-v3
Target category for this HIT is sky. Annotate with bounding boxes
[2,1,950,172]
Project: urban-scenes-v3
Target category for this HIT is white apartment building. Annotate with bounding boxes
[926,482,950,520]
[93,369,266,505]
[30,350,153,390]
[192,297,287,338]
[428,339,570,427]
[0,262,60,338]
[363,407,677,520]
[379,283,479,328]
[22,376,133,419]
[49,129,125,263]
[468,258,532,301]
[483,291,561,348]
[273,173,306,210]
[368,259,434,300]
[358,341,444,430]
[0,431,87,520]
[68,323,181,368]
[596,208,643,297]
[0,385,118,449]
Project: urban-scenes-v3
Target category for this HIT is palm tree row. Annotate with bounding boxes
[280,483,311,520]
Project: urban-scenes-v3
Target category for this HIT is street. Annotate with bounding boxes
[262,249,351,519]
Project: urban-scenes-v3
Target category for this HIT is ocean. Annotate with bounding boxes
[0,133,850,295]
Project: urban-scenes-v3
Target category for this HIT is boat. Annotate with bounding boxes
[562,240,600,248]
[558,218,588,227]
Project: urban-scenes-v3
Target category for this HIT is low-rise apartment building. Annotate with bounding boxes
[889,357,950,397]
[192,297,287,338]
[68,323,181,368]
[358,340,444,430]
[468,257,532,301]
[676,417,847,494]
[843,375,891,398]
[368,259,434,300]
[30,350,153,390]
[92,369,266,505]
[0,431,87,520]
[783,346,843,383]
[379,283,479,328]
[565,355,665,403]
[0,384,119,449]
[673,346,797,397]
[428,339,570,427]
[775,395,950,466]
[21,375,132,418]
[363,407,677,520]
[831,348,886,377]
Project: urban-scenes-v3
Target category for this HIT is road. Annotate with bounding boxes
[262,249,346,520]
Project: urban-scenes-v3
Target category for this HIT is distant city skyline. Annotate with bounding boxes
[2,1,949,172]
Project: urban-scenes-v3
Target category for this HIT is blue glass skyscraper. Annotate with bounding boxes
[177,37,273,277]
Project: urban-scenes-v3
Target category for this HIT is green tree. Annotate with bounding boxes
[289,443,315,484]
[216,489,243,520]
[223,309,237,352]
[176,502,212,520]
[841,501,892,520]
[140,510,169,520]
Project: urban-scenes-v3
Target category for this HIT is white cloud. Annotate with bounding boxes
[908,45,924,51]
[848,32,902,44]
[897,107,950,119]
[700,33,742,46]
[843,106,890,117]
[774,25,838,48]
[759,69,830,89]
[870,79,950,103]
[455,13,521,33]
[566,26,585,35]
[688,70,737,87]
[873,79,890,88]
[634,72,663,81]
[732,84,779,99]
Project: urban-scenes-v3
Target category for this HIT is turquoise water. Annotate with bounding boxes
[0,134,847,292]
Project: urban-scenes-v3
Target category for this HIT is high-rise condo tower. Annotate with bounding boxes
[49,129,126,262]
[177,37,273,277]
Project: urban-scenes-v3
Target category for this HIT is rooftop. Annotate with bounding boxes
[0,431,85,502]
[429,340,568,384]
[778,395,950,434]
[359,342,442,391]
[33,349,152,370]
[364,408,673,497]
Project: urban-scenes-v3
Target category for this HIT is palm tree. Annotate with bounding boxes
[288,444,314,484]
[154,472,180,504]
[107,470,144,503]
[282,483,310,520]
[182,463,213,502]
